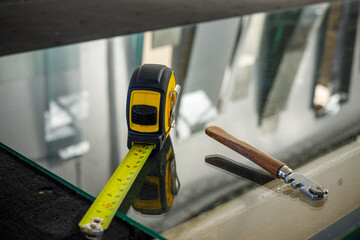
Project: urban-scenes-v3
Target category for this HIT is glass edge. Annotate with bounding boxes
[343,227,360,240]
[0,141,166,240]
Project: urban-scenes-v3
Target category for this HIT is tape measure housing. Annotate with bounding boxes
[126,64,177,152]
[80,64,179,238]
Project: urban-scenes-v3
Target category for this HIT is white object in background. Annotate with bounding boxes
[178,90,218,140]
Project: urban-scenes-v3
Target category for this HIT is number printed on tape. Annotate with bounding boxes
[79,143,155,230]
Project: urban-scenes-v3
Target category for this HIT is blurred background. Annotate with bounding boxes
[1,0,360,234]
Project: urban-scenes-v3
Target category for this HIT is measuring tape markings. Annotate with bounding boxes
[79,143,155,230]
[79,65,181,238]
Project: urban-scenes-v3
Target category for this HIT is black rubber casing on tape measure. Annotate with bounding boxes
[126,64,174,152]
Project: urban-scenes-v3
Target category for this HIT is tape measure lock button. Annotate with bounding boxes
[131,105,157,126]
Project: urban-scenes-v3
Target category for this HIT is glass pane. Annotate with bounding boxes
[1,0,360,238]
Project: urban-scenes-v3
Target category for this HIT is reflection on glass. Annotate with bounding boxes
[116,136,180,216]
[255,8,303,131]
[312,0,359,117]
[133,136,180,215]
[0,0,360,237]
[205,154,326,208]
[44,46,90,160]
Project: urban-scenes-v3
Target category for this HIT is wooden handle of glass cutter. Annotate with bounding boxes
[205,126,285,177]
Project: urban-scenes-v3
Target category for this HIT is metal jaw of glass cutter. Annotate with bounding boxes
[278,166,328,200]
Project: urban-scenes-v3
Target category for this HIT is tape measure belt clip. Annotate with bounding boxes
[169,84,181,128]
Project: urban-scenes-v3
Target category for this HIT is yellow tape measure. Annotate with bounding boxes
[79,144,154,236]
[79,64,181,239]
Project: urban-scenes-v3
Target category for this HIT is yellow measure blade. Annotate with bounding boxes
[79,143,155,230]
